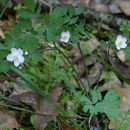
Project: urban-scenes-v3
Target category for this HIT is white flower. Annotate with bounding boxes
[25,51,29,55]
[6,48,25,67]
[60,31,70,43]
[115,35,127,50]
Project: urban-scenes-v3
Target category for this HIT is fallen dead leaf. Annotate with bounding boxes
[58,121,75,130]
[108,2,121,14]
[83,63,103,87]
[81,35,100,52]
[118,1,130,16]
[91,4,109,13]
[116,50,126,62]
[0,28,5,39]
[116,83,130,112]
[0,110,19,128]
[99,72,121,92]
[34,87,63,130]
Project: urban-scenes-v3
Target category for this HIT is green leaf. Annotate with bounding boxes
[83,105,91,113]
[89,105,98,115]
[75,6,85,15]
[24,0,35,12]
[69,17,78,25]
[69,6,75,17]
[104,90,118,100]
[80,96,92,105]
[0,60,10,72]
[91,90,102,104]
[36,7,41,18]
[50,7,62,22]
[5,33,15,48]
[18,9,34,19]
[124,47,130,60]
[25,35,38,51]
[31,53,41,64]
[62,5,68,15]
[0,50,9,59]
[17,17,32,29]
[0,43,5,49]
[37,25,46,34]
[47,24,57,42]
[100,40,107,50]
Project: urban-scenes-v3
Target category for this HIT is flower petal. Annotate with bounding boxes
[18,56,24,63]
[11,48,17,53]
[18,48,23,55]
[14,60,20,67]
[66,31,70,38]
[122,37,127,43]
[117,35,122,40]
[116,46,121,50]
[61,32,66,38]
[64,39,69,43]
[121,43,127,48]
[115,40,120,46]
[6,54,14,61]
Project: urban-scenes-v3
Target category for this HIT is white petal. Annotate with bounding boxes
[61,32,66,38]
[11,48,17,53]
[121,43,127,48]
[18,56,24,63]
[6,54,14,61]
[18,48,23,55]
[14,60,20,67]
[66,31,70,38]
[122,37,127,43]
[60,37,69,43]
[117,35,122,40]
[60,36,67,41]
[116,46,121,50]
[115,40,119,46]
[64,39,69,43]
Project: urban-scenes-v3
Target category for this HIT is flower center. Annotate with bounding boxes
[119,41,122,45]
[64,35,68,39]
[14,55,18,59]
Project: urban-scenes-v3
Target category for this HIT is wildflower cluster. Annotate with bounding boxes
[6,31,71,67]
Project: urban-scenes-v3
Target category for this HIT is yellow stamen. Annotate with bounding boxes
[119,41,122,45]
[64,35,68,39]
[14,55,18,59]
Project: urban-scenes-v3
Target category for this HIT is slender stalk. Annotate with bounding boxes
[53,42,88,97]
[0,0,11,18]
[0,104,88,120]
[94,115,100,130]
[29,48,56,55]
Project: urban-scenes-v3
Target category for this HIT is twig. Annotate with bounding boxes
[0,104,88,120]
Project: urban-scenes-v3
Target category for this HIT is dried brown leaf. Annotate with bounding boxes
[109,3,121,14]
[34,87,62,130]
[0,28,5,39]
[118,1,130,16]
[0,110,19,128]
[116,50,126,62]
